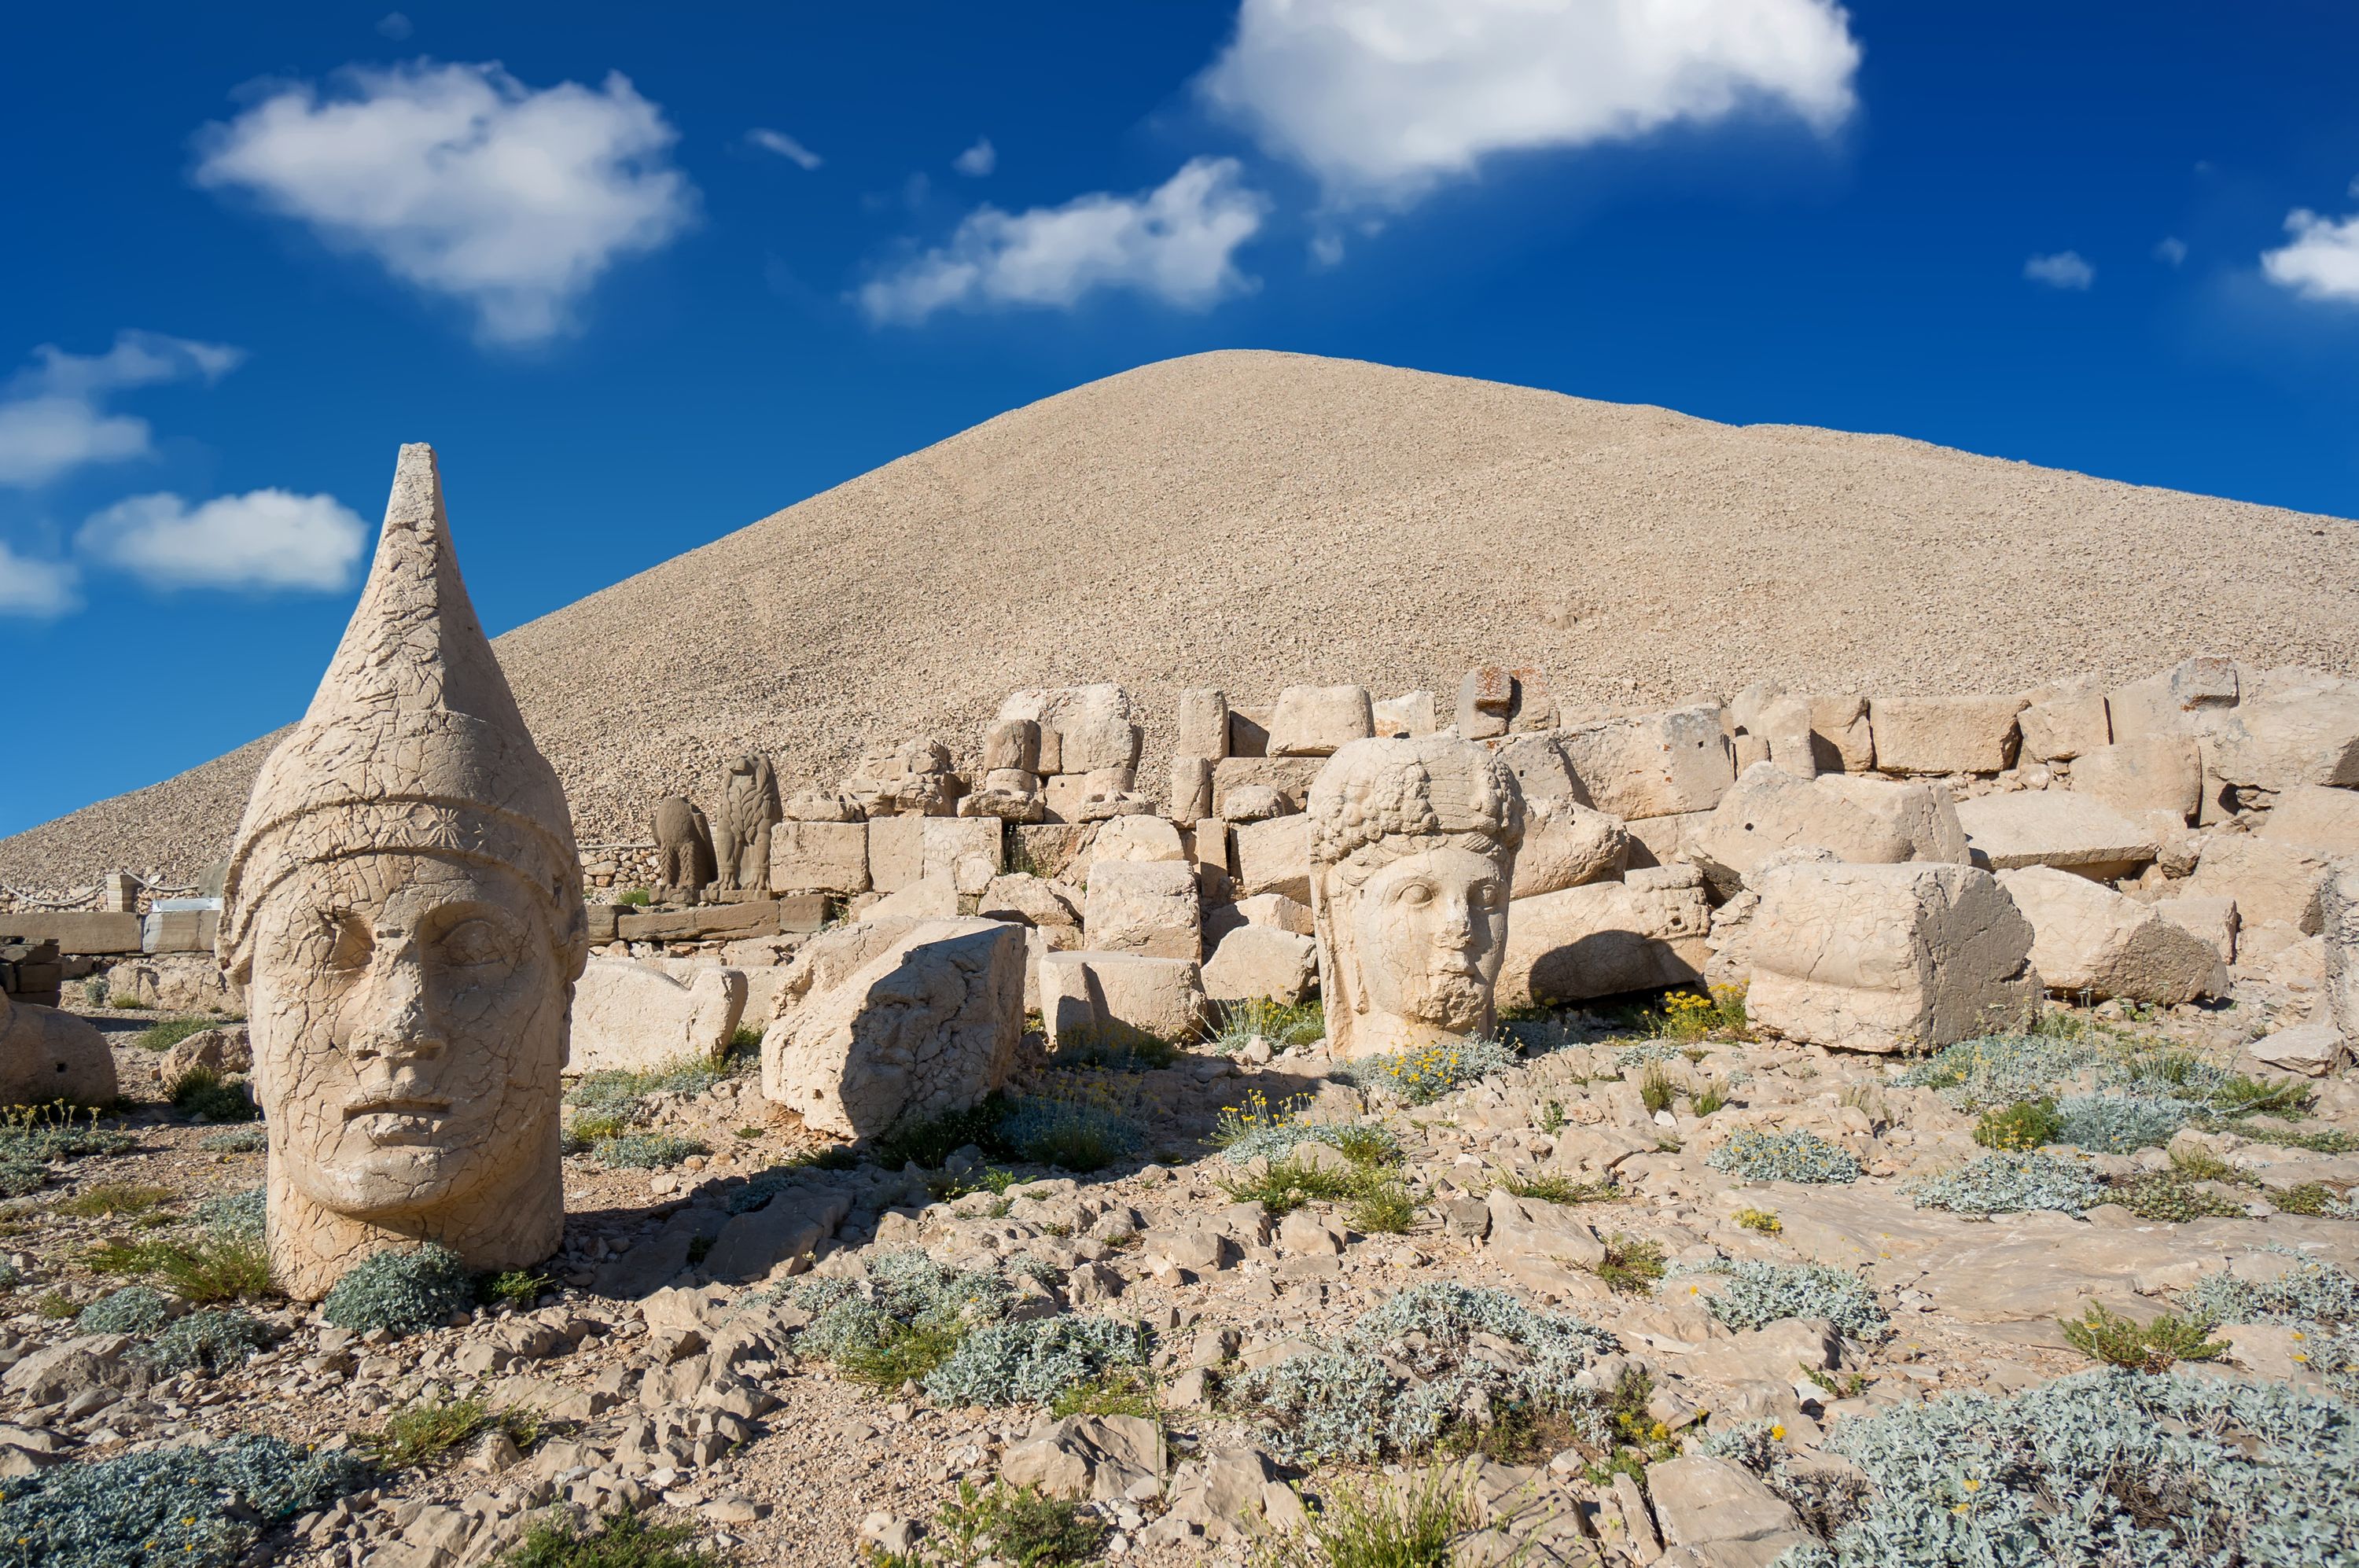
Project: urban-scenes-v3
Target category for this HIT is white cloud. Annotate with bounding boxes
[858,157,1269,325]
[377,12,412,40]
[0,543,82,619]
[2024,250,2094,289]
[1200,0,1860,208]
[78,489,368,593]
[0,330,243,488]
[2155,236,2187,267]
[2262,204,2359,305]
[193,61,695,344]
[953,138,997,177]
[749,128,823,170]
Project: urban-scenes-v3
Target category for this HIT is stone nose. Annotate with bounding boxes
[348,948,447,1066]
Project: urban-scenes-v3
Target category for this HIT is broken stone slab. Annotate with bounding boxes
[1267,684,1375,757]
[1200,923,1318,1005]
[570,959,747,1075]
[1485,1188,1607,1268]
[1083,859,1203,961]
[1091,814,1186,865]
[1559,705,1737,820]
[1040,951,1209,1050]
[1,1335,134,1404]
[2070,735,2203,823]
[1745,859,2040,1052]
[591,1206,732,1299]
[1211,756,1323,818]
[1644,1456,1808,1561]
[2203,672,2359,791]
[2327,857,2358,1047]
[1512,796,1630,899]
[1867,694,2027,775]
[2017,684,2111,763]
[922,816,1005,893]
[2186,834,2336,933]
[1691,764,1913,896]
[1497,867,1710,1009]
[1997,867,2226,1004]
[2261,785,2359,855]
[1955,790,2159,879]
[2154,893,2239,963]
[616,901,784,942]
[2243,1021,2347,1078]
[1232,813,1312,903]
[700,1185,856,1284]
[0,992,117,1107]
[1374,690,1439,738]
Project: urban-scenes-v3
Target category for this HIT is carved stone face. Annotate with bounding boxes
[247,852,564,1221]
[1346,844,1511,1036]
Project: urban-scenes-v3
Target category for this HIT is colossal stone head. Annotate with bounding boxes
[219,444,586,1299]
[1306,735,1525,1059]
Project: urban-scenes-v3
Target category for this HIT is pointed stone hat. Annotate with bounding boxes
[218,444,586,974]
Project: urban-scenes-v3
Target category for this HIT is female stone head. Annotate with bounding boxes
[1306,734,1524,1058]
[219,444,586,1297]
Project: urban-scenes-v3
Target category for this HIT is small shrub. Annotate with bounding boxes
[597,1132,708,1169]
[2053,1091,2188,1153]
[1693,1080,1732,1117]
[2106,1169,2247,1223]
[1217,1154,1367,1217]
[85,1229,273,1304]
[34,1291,78,1320]
[1687,1259,1892,1342]
[1202,996,1327,1055]
[793,1249,1017,1388]
[76,1284,172,1334]
[614,888,652,907]
[995,1099,1140,1172]
[1908,1152,2102,1216]
[1706,1128,1861,1184]
[1735,1207,1782,1235]
[874,1091,1018,1170]
[168,1066,258,1123]
[504,1507,727,1568]
[2059,1303,2228,1372]
[1049,1364,1157,1420]
[0,1434,367,1568]
[929,1479,1106,1568]
[1348,1180,1418,1235]
[1893,1032,2097,1110]
[194,1186,265,1242]
[1499,1171,1616,1204]
[1973,1098,2062,1151]
[1637,1062,1681,1115]
[197,1126,267,1153]
[2168,1145,2245,1184]
[1213,1091,1400,1168]
[143,1307,273,1373]
[2210,1073,2314,1119]
[2225,1120,2356,1154]
[133,1018,213,1053]
[564,1056,731,1125]
[1595,1235,1666,1295]
[322,1243,475,1336]
[478,1269,547,1309]
[1346,1036,1519,1106]
[923,1315,1150,1407]
[55,1182,174,1219]
[1253,1467,1474,1568]
[2181,1256,2359,1331]
[360,1396,537,1467]
[2272,1182,2345,1216]
[0,1102,136,1166]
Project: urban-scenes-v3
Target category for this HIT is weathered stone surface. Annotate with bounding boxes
[1176,688,1230,760]
[845,738,959,818]
[1307,735,1525,1058]
[0,992,116,1106]
[1456,664,1518,740]
[866,815,925,893]
[1168,756,1214,826]
[652,796,716,901]
[983,718,1041,774]
[157,1022,251,1088]
[922,815,1003,895]
[2261,785,2359,855]
[1997,867,2226,1003]
[1211,756,1323,819]
[1746,860,2040,1051]
[1091,815,1185,865]
[2246,1020,2346,1078]
[712,754,781,894]
[862,874,960,923]
[103,951,239,1013]
[1816,773,1969,863]
[1373,690,1438,738]
[1000,1415,1165,1503]
[2154,893,2239,963]
[1868,694,2026,775]
[1084,859,1202,961]
[1,1336,133,1404]
[1200,924,1319,1004]
[571,959,748,1074]
[1232,814,1312,903]
[217,444,583,1299]
[977,874,1083,940]
[2186,835,2335,932]
[2204,672,2359,791]
[1268,684,1375,757]
[760,918,1023,1139]
[1955,790,2159,878]
[2018,685,2111,763]
[2071,735,2202,822]
[1039,951,1209,1049]
[1499,866,1711,1008]
[1560,705,1736,820]
[0,911,142,955]
[701,1184,855,1284]
[2326,858,2359,1049]
[1691,764,1912,896]
[1512,796,1629,899]
[769,820,868,895]
[1806,694,1875,772]
[616,900,781,942]
[1647,1457,1806,1558]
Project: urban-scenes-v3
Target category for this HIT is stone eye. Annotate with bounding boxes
[324,915,373,972]
[1396,882,1434,907]
[439,918,513,969]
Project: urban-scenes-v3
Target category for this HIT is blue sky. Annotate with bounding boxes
[6,2,2359,840]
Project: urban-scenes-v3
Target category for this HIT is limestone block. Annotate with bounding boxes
[1230,893,1316,936]
[1759,693,1818,778]
[571,959,747,1074]
[1814,773,1969,864]
[1091,815,1185,864]
[1498,867,1711,1008]
[1691,764,1912,896]
[966,768,1045,823]
[2107,657,2240,745]
[1061,709,1144,775]
[1623,809,1714,870]
[999,1415,1165,1504]
[1807,694,1876,772]
[770,820,868,896]
[977,874,1084,940]
[1039,951,1209,1049]
[2071,736,2202,823]
[1010,824,1095,882]
[1188,820,1233,882]
[867,815,926,893]
[1201,925,1319,1004]
[757,918,923,1043]
[1647,1457,1807,1558]
[0,993,116,1107]
[0,911,142,955]
[1043,770,1146,824]
[701,1185,854,1284]
[1955,791,2159,878]
[1559,705,1735,820]
[2261,785,2359,854]
[1997,867,2226,1003]
[1168,756,1214,826]
[2204,673,2359,791]
[2154,894,2239,963]
[863,874,961,923]
[1268,685,1375,757]
[616,901,781,942]
[999,683,1136,775]
[1233,815,1312,903]
[922,816,1004,895]
[1084,860,1203,961]
[2186,835,2335,932]
[1212,756,1323,818]
[982,719,1041,774]
[1512,797,1630,900]
[2317,859,2356,1045]
[158,1023,251,1087]
[142,905,217,955]
[844,739,959,818]
[1374,690,1437,738]
[1868,694,2027,775]
[2247,1021,2347,1079]
[1456,664,1517,740]
[1227,705,1272,759]
[103,952,239,1013]
[1176,688,1230,760]
[2019,686,2111,762]
[1745,860,2040,1051]
[763,918,1024,1139]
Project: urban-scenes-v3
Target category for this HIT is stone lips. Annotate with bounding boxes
[11,349,2359,887]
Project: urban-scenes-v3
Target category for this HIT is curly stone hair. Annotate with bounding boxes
[1305,734,1525,885]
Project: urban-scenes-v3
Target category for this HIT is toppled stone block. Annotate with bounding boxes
[1646,1456,1808,1558]
[1168,756,1214,826]
[1373,690,1438,738]
[571,959,747,1074]
[2186,835,2335,932]
[1499,867,1711,1008]
[1559,705,1736,820]
[2204,672,2359,791]
[1212,756,1323,818]
[1807,694,1876,772]
[761,918,1023,1139]
[922,816,1004,894]
[866,815,926,893]
[1512,796,1629,899]
[1176,688,1231,760]
[1998,867,2226,1004]
[1868,694,2027,775]
[1956,791,2159,879]
[1040,951,1209,1050]
[1746,860,2040,1051]
[2261,785,2359,855]
[0,992,116,1107]
[1692,764,1912,896]
[0,911,142,955]
[2154,893,2239,963]
[1268,684,1375,756]
[1091,815,1186,865]
[2071,735,2202,823]
[2018,683,2111,763]
[1201,924,1318,1004]
[1233,814,1312,903]
[1000,1415,1166,1503]
[769,819,868,896]
[2326,859,2358,1049]
[1084,859,1203,961]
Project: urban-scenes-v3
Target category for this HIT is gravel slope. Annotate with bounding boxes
[8,348,2354,886]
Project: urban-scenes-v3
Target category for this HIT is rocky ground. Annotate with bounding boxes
[2,987,2355,1568]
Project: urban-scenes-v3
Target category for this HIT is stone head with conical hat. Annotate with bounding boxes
[219,444,585,1299]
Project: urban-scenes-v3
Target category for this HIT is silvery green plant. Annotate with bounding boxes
[0,1432,367,1568]
[142,1308,272,1373]
[922,1316,1148,1406]
[1677,1258,1892,1342]
[1893,1033,2099,1110]
[792,1248,1015,1364]
[320,1243,474,1337]
[1707,1128,1861,1184]
[2052,1091,2189,1154]
[1345,1036,1521,1106]
[76,1284,172,1334]
[1908,1152,2101,1216]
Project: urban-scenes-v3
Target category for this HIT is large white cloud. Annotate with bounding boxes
[78,489,368,593]
[1200,0,1861,208]
[193,61,695,344]
[0,331,242,488]
[859,157,1270,325]
[2262,204,2359,305]
[0,543,82,619]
